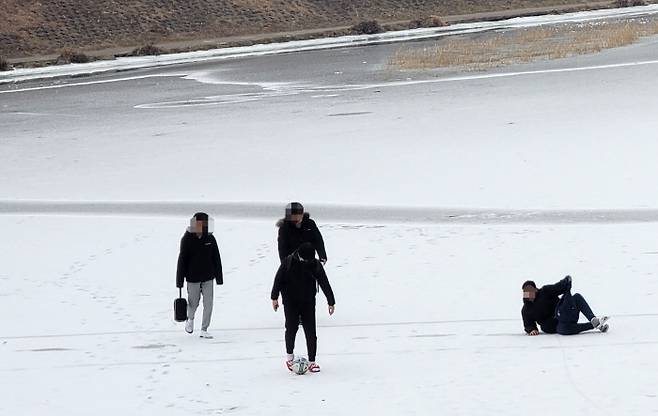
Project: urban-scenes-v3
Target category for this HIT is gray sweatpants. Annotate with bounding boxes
[187,280,214,331]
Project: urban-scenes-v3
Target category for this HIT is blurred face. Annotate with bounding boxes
[523,285,538,302]
[194,220,208,234]
[289,213,303,224]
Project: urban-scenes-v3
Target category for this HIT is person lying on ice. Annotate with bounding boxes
[522,275,609,336]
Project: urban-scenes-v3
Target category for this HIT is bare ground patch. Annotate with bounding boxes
[388,17,658,71]
[0,0,634,58]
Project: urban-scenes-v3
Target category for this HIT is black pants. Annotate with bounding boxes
[284,302,317,361]
[557,293,596,335]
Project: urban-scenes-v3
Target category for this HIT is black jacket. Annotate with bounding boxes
[521,277,571,334]
[271,254,335,306]
[277,212,327,262]
[176,232,223,288]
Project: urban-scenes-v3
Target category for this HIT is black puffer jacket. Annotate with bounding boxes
[521,277,571,334]
[276,212,327,262]
[271,254,335,306]
[176,232,223,288]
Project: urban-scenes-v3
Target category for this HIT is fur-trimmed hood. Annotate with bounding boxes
[276,212,310,227]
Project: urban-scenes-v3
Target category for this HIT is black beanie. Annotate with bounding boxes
[298,242,315,261]
[522,280,537,290]
[285,202,304,218]
[193,212,209,221]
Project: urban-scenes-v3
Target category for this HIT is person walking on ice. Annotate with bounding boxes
[271,242,335,373]
[522,275,609,336]
[176,212,223,339]
[277,202,327,265]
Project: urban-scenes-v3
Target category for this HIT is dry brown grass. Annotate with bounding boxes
[131,44,164,56]
[410,15,448,29]
[615,0,647,7]
[352,20,383,35]
[56,49,91,64]
[389,18,658,71]
[0,56,12,71]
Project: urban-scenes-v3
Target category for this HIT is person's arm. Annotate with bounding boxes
[212,235,223,285]
[314,262,335,307]
[311,221,327,263]
[271,263,285,311]
[542,275,572,297]
[277,227,287,263]
[271,263,285,301]
[176,235,188,288]
[522,305,538,335]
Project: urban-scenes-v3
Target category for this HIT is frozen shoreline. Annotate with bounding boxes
[3,200,658,224]
[2,4,658,85]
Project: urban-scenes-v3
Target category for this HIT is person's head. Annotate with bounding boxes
[296,242,316,263]
[285,202,304,225]
[522,280,538,302]
[190,212,210,236]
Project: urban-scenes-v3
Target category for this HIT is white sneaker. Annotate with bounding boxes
[199,330,214,339]
[185,319,194,334]
[308,362,321,373]
[591,316,609,329]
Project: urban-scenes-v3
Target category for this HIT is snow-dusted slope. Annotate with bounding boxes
[1,4,657,84]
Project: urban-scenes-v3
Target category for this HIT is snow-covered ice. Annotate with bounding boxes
[1,215,657,415]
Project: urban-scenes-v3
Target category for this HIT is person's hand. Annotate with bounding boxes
[272,299,279,312]
[328,305,335,315]
[528,329,539,336]
[320,258,327,265]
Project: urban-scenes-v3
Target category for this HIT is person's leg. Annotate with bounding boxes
[187,282,201,321]
[572,293,595,321]
[557,322,595,335]
[300,303,317,361]
[284,303,300,356]
[200,279,214,331]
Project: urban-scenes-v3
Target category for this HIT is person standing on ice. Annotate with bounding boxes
[176,212,223,339]
[522,275,609,336]
[277,202,327,265]
[271,242,335,373]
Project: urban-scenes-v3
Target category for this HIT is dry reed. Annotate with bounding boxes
[389,18,658,71]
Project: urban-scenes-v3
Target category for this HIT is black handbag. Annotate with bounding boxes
[174,288,187,322]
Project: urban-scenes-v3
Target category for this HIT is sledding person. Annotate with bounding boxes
[271,242,335,373]
[277,202,327,265]
[176,212,223,339]
[522,275,609,336]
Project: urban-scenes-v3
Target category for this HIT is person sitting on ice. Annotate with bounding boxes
[521,275,609,336]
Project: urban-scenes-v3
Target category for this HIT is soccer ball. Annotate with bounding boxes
[291,356,309,375]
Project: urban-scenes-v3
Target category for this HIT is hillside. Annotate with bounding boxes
[0,0,625,58]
